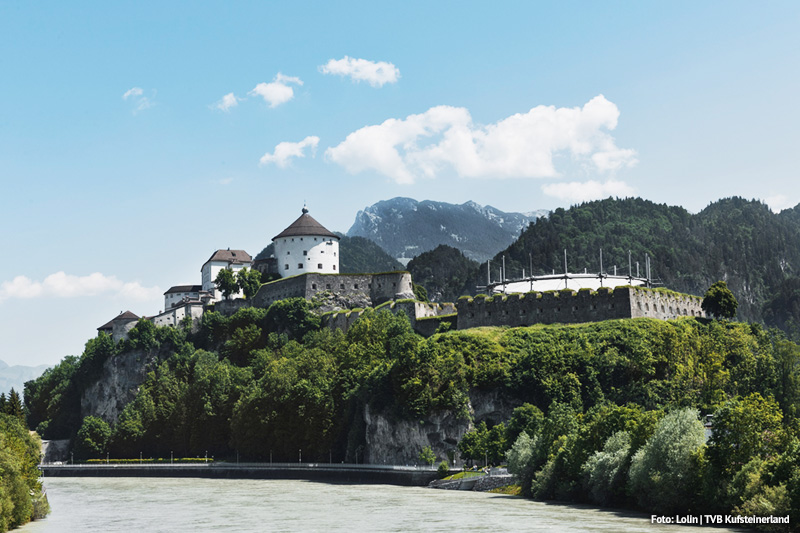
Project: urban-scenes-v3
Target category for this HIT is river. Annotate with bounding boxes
[21,478,745,532]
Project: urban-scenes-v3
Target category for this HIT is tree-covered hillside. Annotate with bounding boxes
[479,197,800,326]
[407,245,480,302]
[24,302,800,523]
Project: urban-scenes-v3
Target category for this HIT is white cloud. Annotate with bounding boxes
[0,272,161,303]
[122,87,143,100]
[260,136,320,167]
[764,194,794,213]
[122,86,154,113]
[249,73,303,108]
[219,177,234,185]
[320,56,400,87]
[213,92,240,112]
[325,95,637,184]
[541,179,635,203]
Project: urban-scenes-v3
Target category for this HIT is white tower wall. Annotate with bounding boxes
[274,236,339,278]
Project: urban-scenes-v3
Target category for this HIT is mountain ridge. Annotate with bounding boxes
[347,197,547,264]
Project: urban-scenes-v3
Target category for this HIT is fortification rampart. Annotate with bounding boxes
[456,286,705,330]
[323,300,457,336]
[252,272,413,310]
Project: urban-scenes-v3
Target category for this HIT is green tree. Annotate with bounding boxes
[707,393,784,478]
[214,268,239,300]
[628,408,706,513]
[5,389,24,423]
[419,446,436,465]
[236,268,263,300]
[412,283,429,302]
[74,416,112,460]
[581,431,632,505]
[702,280,738,319]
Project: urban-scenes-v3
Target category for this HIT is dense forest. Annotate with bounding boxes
[24,297,800,528]
[407,245,479,302]
[403,198,800,340]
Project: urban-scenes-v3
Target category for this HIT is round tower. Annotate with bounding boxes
[272,206,340,278]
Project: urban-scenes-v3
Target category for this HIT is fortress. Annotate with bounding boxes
[98,206,708,341]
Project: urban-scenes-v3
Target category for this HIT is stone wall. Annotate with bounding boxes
[151,301,205,328]
[456,286,705,330]
[322,300,457,337]
[252,272,413,310]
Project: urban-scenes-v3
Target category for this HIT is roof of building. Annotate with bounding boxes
[164,285,202,295]
[203,249,253,266]
[98,310,140,330]
[272,206,339,241]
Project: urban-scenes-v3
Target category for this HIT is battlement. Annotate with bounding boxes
[456,286,705,329]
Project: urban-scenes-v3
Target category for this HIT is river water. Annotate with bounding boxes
[21,477,744,532]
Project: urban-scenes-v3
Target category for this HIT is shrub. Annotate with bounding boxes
[437,460,450,478]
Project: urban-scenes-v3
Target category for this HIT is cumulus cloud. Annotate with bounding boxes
[0,272,161,303]
[260,136,320,167]
[542,179,635,203]
[325,95,637,184]
[213,92,240,112]
[320,56,400,87]
[249,73,303,108]
[122,87,154,113]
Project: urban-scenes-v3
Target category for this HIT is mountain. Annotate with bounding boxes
[338,235,405,273]
[0,359,50,396]
[347,197,547,264]
[407,245,480,302]
[477,196,800,325]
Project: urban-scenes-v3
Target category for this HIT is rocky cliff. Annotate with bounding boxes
[363,389,517,466]
[80,347,161,425]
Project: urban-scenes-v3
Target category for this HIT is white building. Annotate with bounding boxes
[164,284,202,311]
[273,206,340,278]
[201,249,253,301]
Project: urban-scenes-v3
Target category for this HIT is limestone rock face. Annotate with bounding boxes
[363,389,517,466]
[80,348,158,425]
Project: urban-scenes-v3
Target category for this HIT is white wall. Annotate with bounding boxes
[274,235,339,278]
[165,290,200,310]
[201,261,249,301]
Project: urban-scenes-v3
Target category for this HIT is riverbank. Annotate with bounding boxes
[39,462,438,486]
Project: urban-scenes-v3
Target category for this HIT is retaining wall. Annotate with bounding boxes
[456,286,705,330]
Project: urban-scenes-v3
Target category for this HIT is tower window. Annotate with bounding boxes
[318,264,323,269]
[303,250,307,256]
[287,251,291,255]
[284,264,289,270]
[333,265,336,270]
[298,263,303,269]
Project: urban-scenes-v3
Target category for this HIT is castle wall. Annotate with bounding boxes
[322,299,457,337]
[252,272,413,310]
[151,301,205,328]
[110,319,139,342]
[455,286,705,330]
[274,235,340,278]
[628,287,705,319]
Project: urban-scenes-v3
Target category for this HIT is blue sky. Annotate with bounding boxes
[1,1,799,367]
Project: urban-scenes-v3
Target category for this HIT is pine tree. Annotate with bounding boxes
[6,388,25,423]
